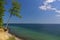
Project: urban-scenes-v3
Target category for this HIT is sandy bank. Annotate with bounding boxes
[0,28,22,40]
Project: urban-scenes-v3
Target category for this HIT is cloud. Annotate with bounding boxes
[39,5,53,10]
[44,0,56,6]
[39,0,60,16]
[55,10,60,13]
[56,15,60,17]
[39,0,56,10]
[45,0,56,3]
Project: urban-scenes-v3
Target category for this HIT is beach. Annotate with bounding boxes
[0,27,22,40]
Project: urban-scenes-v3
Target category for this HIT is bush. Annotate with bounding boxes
[7,37,16,40]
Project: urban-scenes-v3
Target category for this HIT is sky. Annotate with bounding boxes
[3,0,60,24]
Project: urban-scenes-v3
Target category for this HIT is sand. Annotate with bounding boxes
[0,28,22,40]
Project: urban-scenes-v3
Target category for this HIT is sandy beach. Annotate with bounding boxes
[0,28,22,40]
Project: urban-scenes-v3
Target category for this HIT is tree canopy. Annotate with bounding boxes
[0,0,21,27]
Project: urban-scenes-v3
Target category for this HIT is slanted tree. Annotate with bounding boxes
[0,0,22,28]
[0,0,22,40]
[6,0,22,28]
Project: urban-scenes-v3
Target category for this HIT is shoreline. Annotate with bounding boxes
[9,32,27,40]
[8,32,33,40]
[8,33,23,40]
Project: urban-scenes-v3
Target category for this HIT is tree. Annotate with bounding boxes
[0,0,5,27]
[6,0,22,28]
[0,0,21,40]
[0,0,22,28]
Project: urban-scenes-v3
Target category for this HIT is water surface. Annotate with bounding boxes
[5,24,60,40]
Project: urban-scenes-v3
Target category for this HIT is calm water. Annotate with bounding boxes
[5,24,60,40]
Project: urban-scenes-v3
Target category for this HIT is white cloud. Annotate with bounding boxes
[45,0,56,3]
[39,0,56,10]
[55,10,60,13]
[44,0,56,5]
[56,15,60,17]
[39,6,47,10]
[39,5,53,10]
[39,0,60,17]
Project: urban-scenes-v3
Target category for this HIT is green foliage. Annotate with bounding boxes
[9,1,22,18]
[0,0,22,27]
[0,0,5,26]
[7,37,16,40]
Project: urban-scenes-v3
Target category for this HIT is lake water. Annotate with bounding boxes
[5,24,60,40]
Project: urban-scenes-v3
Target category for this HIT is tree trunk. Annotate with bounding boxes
[6,14,12,29]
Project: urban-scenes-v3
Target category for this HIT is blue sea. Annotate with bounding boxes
[5,24,60,40]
